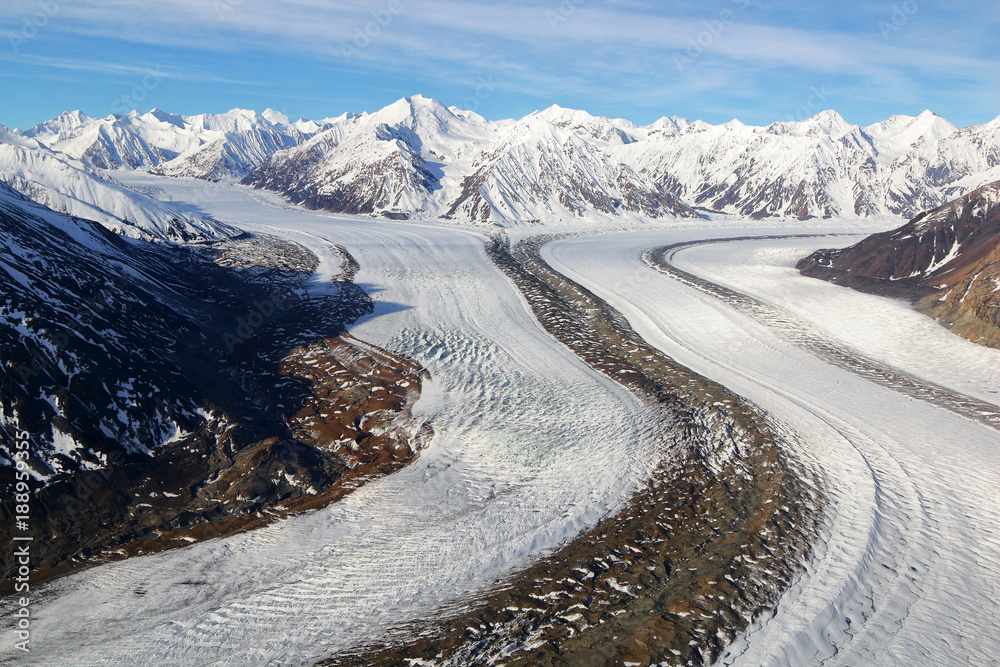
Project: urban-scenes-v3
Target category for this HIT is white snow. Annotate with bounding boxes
[0,176,663,666]
[863,110,959,165]
[9,101,1000,226]
[19,107,341,181]
[2,174,998,665]
[666,236,1000,403]
[542,229,1000,666]
[0,132,234,242]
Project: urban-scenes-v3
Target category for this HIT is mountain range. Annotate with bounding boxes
[3,96,999,230]
[0,122,235,242]
[20,107,340,181]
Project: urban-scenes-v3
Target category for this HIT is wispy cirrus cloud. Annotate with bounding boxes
[0,0,996,127]
[0,52,263,85]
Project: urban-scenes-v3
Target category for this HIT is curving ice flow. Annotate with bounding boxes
[6,173,998,665]
[543,231,1000,666]
[667,236,1000,404]
[0,178,662,666]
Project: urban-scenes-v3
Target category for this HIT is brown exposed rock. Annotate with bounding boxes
[321,235,822,666]
[0,230,430,592]
[6,332,430,591]
[797,180,1000,347]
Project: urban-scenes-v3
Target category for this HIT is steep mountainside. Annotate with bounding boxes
[20,108,338,181]
[245,96,698,224]
[244,100,998,224]
[445,116,695,223]
[26,110,168,170]
[0,184,427,582]
[797,180,1000,347]
[14,100,1000,224]
[0,124,233,242]
[242,98,462,218]
[613,110,995,220]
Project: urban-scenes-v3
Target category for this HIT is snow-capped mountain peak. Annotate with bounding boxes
[864,109,959,163]
[446,106,493,128]
[21,110,94,138]
[531,104,639,145]
[0,123,45,150]
[12,106,341,180]
[6,100,1000,225]
[140,108,186,128]
[645,116,691,138]
[242,95,697,224]
[774,110,854,138]
[0,124,234,241]
[261,108,291,126]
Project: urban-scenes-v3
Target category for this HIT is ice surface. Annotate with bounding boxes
[544,230,1000,665]
[0,177,662,666]
[666,237,1000,404]
[3,175,997,665]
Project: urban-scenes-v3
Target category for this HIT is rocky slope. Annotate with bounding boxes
[0,185,428,584]
[19,108,339,181]
[243,96,698,224]
[11,100,1000,224]
[797,180,1000,347]
[0,123,234,242]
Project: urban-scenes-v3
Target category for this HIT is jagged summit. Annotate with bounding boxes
[0,121,234,241]
[863,110,959,162]
[531,105,639,144]
[21,110,93,137]
[242,96,696,224]
[16,107,339,180]
[261,108,291,125]
[4,99,1000,224]
[765,110,854,139]
[141,108,186,127]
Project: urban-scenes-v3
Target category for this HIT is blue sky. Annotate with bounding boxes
[1,0,997,130]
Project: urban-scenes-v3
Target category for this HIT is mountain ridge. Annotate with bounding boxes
[797,179,1000,347]
[0,123,235,242]
[5,98,1000,226]
[0,181,428,584]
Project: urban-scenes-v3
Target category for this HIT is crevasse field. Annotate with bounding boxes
[4,175,998,666]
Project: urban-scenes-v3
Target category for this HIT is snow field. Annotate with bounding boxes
[543,231,1000,665]
[668,237,1000,404]
[5,172,997,665]
[0,179,663,666]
